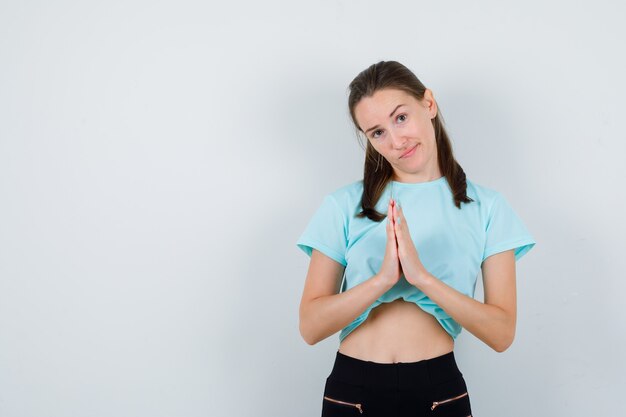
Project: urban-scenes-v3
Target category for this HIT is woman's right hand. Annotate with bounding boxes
[377,198,402,288]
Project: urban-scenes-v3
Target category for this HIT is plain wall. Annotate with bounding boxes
[1,1,625,416]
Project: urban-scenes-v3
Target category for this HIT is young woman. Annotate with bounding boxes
[296,61,536,417]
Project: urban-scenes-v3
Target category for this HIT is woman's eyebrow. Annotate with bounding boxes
[364,104,407,134]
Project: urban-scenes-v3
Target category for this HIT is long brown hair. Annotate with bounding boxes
[348,60,473,221]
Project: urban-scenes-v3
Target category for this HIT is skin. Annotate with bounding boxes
[298,87,517,362]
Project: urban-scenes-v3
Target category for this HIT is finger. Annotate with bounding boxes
[386,202,398,257]
[387,200,395,238]
[393,205,406,243]
[392,204,401,241]
[390,200,400,233]
[395,203,408,231]
[390,202,399,240]
[393,204,403,230]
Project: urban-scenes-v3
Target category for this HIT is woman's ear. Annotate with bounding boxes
[423,88,438,119]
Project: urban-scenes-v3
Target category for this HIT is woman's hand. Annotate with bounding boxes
[392,200,431,288]
[377,198,402,288]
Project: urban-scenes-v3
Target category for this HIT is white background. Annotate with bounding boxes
[1,1,625,416]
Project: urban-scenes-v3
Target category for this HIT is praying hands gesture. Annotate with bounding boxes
[378,198,431,289]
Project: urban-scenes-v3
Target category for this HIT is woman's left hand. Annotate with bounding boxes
[391,199,431,288]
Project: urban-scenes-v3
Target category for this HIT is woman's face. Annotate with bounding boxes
[354,87,441,183]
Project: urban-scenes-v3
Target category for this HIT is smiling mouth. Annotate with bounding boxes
[400,144,419,158]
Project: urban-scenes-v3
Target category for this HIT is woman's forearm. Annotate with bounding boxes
[419,273,515,352]
[300,274,392,345]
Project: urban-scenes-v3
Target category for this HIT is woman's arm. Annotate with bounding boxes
[299,250,393,345]
[418,250,517,352]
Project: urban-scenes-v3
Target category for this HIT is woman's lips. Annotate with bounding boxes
[401,144,419,158]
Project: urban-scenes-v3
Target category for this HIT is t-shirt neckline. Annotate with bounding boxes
[391,176,447,188]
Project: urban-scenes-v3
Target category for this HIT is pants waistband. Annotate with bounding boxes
[329,349,462,390]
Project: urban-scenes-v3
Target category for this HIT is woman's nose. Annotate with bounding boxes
[389,129,407,149]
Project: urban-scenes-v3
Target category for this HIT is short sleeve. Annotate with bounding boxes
[296,194,348,267]
[482,192,536,263]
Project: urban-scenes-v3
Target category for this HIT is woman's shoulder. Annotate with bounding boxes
[465,178,503,206]
[319,179,363,216]
[327,178,363,201]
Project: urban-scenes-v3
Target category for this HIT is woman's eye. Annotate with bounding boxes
[397,114,407,123]
[372,130,383,138]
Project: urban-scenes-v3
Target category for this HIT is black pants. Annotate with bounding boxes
[321,350,473,417]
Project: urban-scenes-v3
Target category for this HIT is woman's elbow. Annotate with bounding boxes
[491,329,516,353]
[299,323,315,345]
[492,339,512,353]
[299,311,320,345]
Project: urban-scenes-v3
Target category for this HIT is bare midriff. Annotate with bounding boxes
[338,299,454,364]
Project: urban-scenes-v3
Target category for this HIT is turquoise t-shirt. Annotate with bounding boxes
[296,176,536,342]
